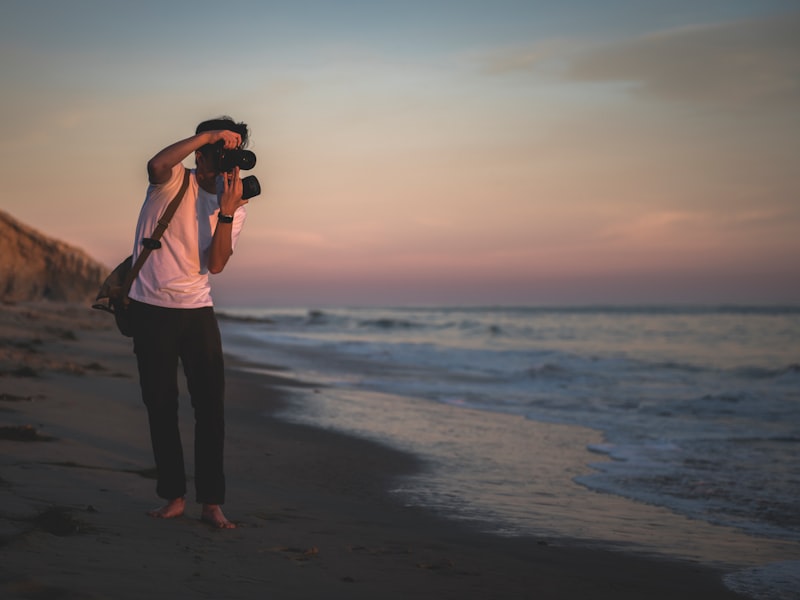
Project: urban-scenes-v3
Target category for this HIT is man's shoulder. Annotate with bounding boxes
[147,165,193,198]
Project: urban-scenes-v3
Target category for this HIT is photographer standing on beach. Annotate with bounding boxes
[128,116,254,529]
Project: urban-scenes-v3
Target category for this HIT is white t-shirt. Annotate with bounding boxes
[128,164,246,309]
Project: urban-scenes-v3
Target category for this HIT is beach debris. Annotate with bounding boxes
[32,506,90,537]
[44,327,77,341]
[416,558,455,571]
[82,362,106,372]
[0,393,33,402]
[273,545,320,561]
[0,576,78,598]
[3,366,39,378]
[0,424,54,441]
[347,543,412,556]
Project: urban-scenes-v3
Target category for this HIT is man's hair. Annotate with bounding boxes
[196,116,250,150]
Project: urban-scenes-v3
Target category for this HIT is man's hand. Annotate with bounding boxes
[209,129,242,150]
[217,166,248,216]
[209,166,247,274]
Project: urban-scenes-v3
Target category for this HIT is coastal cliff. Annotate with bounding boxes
[0,210,107,302]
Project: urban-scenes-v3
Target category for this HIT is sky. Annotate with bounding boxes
[1,0,799,307]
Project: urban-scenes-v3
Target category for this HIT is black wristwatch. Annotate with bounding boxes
[218,213,234,224]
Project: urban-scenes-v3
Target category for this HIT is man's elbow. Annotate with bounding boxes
[208,253,232,274]
[147,158,171,184]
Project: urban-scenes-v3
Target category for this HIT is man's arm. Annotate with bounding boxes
[208,168,248,274]
[147,130,242,184]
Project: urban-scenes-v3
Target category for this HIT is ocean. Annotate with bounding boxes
[218,305,800,599]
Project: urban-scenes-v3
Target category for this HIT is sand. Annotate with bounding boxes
[0,301,747,599]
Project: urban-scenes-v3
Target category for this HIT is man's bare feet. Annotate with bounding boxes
[201,504,236,529]
[147,497,186,519]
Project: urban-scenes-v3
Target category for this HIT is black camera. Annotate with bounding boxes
[215,146,257,172]
[211,141,261,199]
[241,175,261,200]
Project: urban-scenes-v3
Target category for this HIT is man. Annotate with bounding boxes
[128,116,251,529]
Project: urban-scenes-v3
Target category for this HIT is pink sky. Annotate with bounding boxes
[2,3,799,306]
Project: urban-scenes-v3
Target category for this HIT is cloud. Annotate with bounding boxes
[476,42,556,75]
[566,12,800,111]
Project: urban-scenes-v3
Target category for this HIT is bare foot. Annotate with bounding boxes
[201,504,236,529]
[147,497,185,519]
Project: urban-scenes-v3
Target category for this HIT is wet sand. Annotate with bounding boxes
[0,301,746,599]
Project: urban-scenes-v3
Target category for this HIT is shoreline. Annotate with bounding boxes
[1,302,748,599]
[227,352,800,571]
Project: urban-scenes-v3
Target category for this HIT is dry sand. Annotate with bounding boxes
[0,301,746,599]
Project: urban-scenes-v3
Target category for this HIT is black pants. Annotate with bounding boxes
[130,300,226,505]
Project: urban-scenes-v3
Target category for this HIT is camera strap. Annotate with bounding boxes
[121,168,191,298]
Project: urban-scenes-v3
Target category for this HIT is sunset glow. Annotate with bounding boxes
[2,1,798,306]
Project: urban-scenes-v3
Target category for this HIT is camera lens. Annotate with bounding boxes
[241,175,261,200]
[235,150,257,171]
[218,149,257,172]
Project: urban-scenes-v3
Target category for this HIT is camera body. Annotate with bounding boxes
[241,175,261,200]
[215,146,257,172]
[210,141,261,199]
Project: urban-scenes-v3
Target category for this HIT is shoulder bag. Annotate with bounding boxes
[92,168,191,336]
